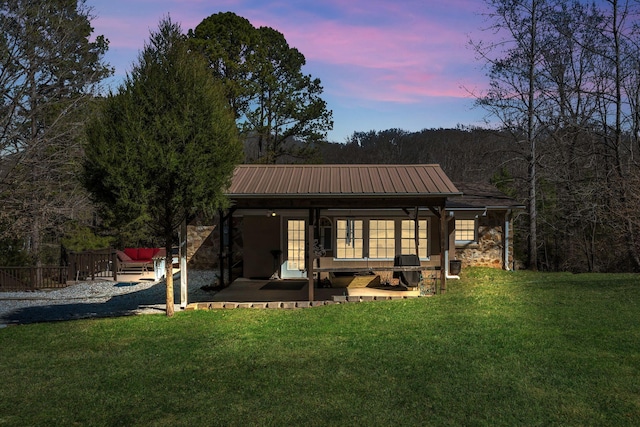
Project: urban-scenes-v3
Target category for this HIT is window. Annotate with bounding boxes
[455,219,476,242]
[287,220,305,270]
[336,219,363,258]
[369,220,395,259]
[401,219,428,259]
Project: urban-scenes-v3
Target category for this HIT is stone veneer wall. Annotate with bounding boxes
[187,215,244,272]
[455,211,514,269]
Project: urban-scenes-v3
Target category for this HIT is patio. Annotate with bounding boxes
[186,277,432,310]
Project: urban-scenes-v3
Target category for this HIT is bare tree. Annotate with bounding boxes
[0,0,110,268]
[594,0,640,269]
[472,0,553,270]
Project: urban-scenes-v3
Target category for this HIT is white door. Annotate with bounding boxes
[282,219,306,278]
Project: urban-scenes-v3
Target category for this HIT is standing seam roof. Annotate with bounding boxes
[227,164,460,196]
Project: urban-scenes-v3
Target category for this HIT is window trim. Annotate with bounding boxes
[286,219,306,271]
[335,218,364,260]
[333,218,431,261]
[455,218,477,244]
[368,219,396,260]
[400,218,430,260]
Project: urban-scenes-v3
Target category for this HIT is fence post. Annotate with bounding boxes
[67,252,74,282]
[113,249,118,281]
[89,251,94,280]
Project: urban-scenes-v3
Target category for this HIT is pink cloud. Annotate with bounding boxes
[93,17,150,50]
[92,0,487,104]
[290,25,474,101]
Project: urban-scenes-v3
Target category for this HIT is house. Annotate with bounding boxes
[186,164,523,301]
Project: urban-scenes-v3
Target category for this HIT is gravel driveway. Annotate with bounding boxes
[0,270,218,326]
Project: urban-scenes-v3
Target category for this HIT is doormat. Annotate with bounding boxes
[260,280,307,290]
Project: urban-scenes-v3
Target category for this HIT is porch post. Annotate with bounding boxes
[414,207,420,256]
[227,211,233,284]
[307,208,315,302]
[440,206,447,294]
[218,209,225,287]
[308,224,315,301]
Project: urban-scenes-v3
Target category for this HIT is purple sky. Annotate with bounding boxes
[90,0,491,142]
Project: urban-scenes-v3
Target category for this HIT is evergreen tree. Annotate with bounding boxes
[84,17,242,316]
[189,12,333,163]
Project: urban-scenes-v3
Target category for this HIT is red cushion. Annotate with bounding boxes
[124,248,138,260]
[138,247,155,261]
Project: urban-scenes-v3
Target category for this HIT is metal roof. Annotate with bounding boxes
[227,164,461,198]
[449,182,525,210]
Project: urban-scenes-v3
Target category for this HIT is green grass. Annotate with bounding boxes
[1,268,639,426]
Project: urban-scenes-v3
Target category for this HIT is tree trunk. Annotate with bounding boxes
[165,236,174,317]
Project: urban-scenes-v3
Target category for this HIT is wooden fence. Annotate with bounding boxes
[67,249,117,282]
[0,266,69,291]
[0,249,117,292]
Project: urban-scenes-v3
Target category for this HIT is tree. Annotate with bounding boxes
[189,12,333,163]
[186,12,255,119]
[472,0,640,271]
[597,0,640,270]
[0,0,110,269]
[83,17,243,316]
[472,0,554,270]
[510,0,605,271]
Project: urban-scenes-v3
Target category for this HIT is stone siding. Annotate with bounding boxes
[187,216,244,272]
[455,212,514,269]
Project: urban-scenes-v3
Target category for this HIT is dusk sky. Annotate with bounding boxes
[90,0,492,142]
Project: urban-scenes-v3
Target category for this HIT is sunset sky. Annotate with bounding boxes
[90,0,492,142]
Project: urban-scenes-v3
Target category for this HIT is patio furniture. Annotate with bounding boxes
[116,248,161,273]
[393,254,422,288]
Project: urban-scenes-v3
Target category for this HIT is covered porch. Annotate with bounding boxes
[215,164,462,302]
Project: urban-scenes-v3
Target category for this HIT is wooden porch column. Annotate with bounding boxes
[308,224,314,301]
[218,209,225,287]
[440,206,447,294]
[305,208,321,301]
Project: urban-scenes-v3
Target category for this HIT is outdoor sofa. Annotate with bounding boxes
[116,247,164,273]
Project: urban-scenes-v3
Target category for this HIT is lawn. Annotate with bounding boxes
[1,268,639,426]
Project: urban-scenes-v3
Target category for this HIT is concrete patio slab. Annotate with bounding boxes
[193,277,421,307]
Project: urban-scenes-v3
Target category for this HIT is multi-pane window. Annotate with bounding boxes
[369,220,395,259]
[335,219,363,259]
[287,220,305,270]
[401,219,428,259]
[455,219,476,242]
